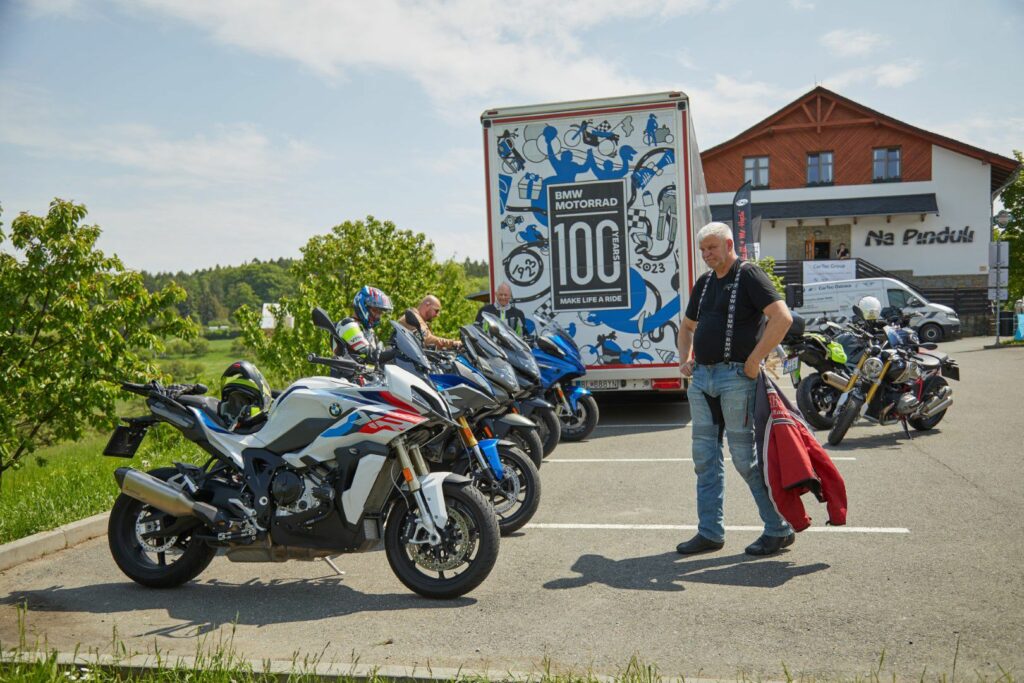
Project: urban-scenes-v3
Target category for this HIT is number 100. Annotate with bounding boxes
[553,220,621,287]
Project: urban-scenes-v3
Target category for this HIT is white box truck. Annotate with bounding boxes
[481,92,711,392]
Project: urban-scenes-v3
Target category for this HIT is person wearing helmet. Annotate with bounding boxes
[334,286,393,363]
[219,360,273,430]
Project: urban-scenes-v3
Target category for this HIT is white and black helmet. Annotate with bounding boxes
[858,295,883,321]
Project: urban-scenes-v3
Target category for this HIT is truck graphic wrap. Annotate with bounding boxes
[484,93,710,390]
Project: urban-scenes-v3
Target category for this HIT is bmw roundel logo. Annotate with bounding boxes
[329,403,342,417]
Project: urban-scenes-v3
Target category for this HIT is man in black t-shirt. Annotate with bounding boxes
[676,222,795,557]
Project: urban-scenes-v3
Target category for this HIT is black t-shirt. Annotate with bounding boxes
[684,261,781,364]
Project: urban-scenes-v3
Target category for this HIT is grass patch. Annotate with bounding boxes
[0,426,205,545]
[0,337,251,545]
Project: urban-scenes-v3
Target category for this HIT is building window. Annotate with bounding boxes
[744,156,769,188]
[807,151,834,186]
[873,147,901,181]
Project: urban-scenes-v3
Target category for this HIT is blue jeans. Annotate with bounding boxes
[687,362,792,543]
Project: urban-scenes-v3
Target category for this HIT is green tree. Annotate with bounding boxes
[0,200,196,482]
[225,281,261,314]
[997,150,1024,308]
[236,216,477,385]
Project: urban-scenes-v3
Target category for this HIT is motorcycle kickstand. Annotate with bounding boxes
[900,419,912,440]
[322,556,345,576]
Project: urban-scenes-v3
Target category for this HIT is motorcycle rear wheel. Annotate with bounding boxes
[384,482,499,599]
[908,376,949,431]
[559,394,599,442]
[827,396,862,446]
[796,373,841,430]
[107,467,216,588]
[533,407,562,458]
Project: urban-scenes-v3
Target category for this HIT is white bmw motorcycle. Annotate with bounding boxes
[104,310,499,599]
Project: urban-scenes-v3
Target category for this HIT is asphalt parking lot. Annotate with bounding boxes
[1,337,1022,680]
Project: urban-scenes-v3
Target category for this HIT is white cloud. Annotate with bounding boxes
[0,81,321,187]
[819,29,888,58]
[875,60,922,88]
[822,60,922,91]
[124,0,724,121]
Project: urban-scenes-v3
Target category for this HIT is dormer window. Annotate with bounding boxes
[873,147,901,182]
[744,156,769,188]
[807,151,833,186]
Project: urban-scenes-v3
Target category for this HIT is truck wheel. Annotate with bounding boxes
[919,324,943,343]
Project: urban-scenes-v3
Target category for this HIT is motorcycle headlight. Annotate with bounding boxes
[861,357,884,381]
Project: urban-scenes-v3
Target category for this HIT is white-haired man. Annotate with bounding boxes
[476,282,528,336]
[676,221,795,556]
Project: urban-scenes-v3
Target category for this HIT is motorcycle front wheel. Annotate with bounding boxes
[107,467,216,588]
[471,444,541,535]
[827,396,862,446]
[504,425,544,469]
[559,394,599,442]
[532,406,562,457]
[384,482,499,599]
[796,373,841,430]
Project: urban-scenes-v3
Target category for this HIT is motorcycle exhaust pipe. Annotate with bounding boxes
[114,468,224,528]
[919,388,953,418]
[821,371,851,391]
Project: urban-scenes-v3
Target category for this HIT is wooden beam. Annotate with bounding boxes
[853,216,858,225]
[763,118,877,134]
[886,215,892,223]
[920,214,926,222]
[801,102,814,123]
[770,220,776,229]
[823,99,836,123]
[816,96,822,133]
[825,217,830,227]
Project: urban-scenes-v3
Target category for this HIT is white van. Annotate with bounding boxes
[798,277,961,343]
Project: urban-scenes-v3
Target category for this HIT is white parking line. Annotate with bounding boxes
[526,523,908,534]
[547,457,857,462]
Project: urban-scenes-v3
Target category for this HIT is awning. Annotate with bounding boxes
[710,193,939,223]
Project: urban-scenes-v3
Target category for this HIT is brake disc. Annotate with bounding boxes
[135,512,178,553]
[410,509,472,572]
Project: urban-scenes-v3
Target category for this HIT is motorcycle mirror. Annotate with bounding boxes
[920,342,939,350]
[311,307,347,348]
[311,307,335,332]
[852,305,864,320]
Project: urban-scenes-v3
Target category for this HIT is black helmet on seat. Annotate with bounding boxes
[219,360,272,424]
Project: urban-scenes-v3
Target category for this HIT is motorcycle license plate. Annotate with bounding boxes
[584,379,619,391]
[941,363,960,381]
[782,357,800,375]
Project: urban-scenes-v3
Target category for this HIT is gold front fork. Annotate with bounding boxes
[457,416,479,448]
[863,359,892,406]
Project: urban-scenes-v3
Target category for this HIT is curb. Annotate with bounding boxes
[0,512,109,573]
[0,651,739,683]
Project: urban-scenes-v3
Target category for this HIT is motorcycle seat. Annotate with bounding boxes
[178,395,229,429]
[912,353,943,370]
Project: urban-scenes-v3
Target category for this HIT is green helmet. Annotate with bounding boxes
[220,360,272,423]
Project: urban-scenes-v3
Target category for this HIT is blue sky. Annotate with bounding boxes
[1,0,1021,273]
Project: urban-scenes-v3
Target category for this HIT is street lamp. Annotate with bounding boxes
[993,210,1012,343]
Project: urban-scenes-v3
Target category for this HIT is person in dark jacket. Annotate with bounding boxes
[476,282,528,336]
[676,222,795,557]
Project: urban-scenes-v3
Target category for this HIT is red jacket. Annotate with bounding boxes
[754,373,847,532]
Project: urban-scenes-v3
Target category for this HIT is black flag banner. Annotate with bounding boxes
[732,180,752,260]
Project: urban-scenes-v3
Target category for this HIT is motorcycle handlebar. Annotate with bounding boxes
[308,353,363,371]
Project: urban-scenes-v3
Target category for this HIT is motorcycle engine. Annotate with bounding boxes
[271,469,305,508]
[895,392,921,416]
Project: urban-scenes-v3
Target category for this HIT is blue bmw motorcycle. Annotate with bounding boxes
[531,322,600,442]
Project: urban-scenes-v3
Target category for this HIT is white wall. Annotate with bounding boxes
[709,145,994,277]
